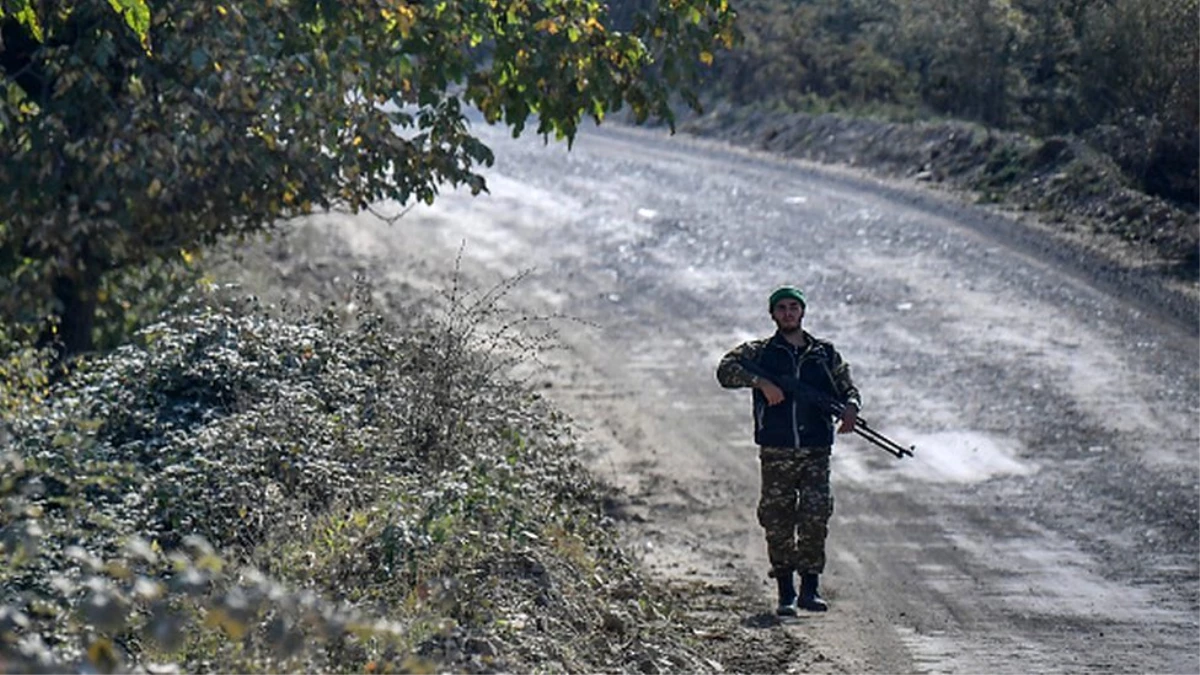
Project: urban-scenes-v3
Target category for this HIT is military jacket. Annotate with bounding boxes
[716,331,861,449]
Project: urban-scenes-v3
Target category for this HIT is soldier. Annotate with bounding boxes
[716,286,860,615]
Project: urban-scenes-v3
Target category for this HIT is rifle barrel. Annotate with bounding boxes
[853,419,914,458]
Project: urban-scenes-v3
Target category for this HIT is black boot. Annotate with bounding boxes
[799,573,828,612]
[772,568,798,616]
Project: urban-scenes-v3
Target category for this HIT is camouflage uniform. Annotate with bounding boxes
[758,445,833,574]
[716,331,859,577]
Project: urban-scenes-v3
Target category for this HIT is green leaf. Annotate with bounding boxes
[189,48,208,72]
[107,0,152,50]
[14,4,44,42]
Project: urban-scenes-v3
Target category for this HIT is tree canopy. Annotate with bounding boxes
[0,0,736,354]
[707,0,1198,206]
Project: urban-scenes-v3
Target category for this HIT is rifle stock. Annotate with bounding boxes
[737,359,914,459]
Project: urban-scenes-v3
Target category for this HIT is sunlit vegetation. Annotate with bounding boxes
[1,284,717,672]
[0,0,736,355]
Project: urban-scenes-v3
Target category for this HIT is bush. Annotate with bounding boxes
[1,283,711,673]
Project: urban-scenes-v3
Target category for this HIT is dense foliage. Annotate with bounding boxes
[0,0,736,355]
[704,0,1198,206]
[0,287,714,673]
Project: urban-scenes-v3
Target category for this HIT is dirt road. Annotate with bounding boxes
[312,121,1199,674]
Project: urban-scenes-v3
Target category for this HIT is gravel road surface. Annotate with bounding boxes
[311,121,1199,674]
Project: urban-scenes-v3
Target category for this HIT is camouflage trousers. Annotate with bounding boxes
[757,445,833,575]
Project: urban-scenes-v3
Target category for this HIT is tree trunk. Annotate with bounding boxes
[50,270,100,357]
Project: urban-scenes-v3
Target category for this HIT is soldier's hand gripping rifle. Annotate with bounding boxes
[739,360,915,459]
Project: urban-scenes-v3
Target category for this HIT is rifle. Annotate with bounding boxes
[738,359,914,459]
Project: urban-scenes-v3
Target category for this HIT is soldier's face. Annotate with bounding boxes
[771,299,804,332]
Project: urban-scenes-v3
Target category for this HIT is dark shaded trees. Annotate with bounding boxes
[704,0,1197,203]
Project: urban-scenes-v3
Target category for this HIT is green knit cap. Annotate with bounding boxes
[768,286,807,312]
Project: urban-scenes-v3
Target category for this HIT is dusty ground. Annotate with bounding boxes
[238,120,1199,674]
[683,107,1200,324]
